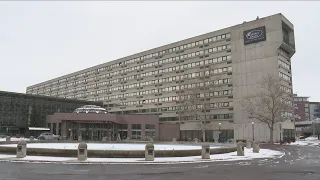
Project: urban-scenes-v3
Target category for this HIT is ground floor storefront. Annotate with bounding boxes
[47,112,295,142]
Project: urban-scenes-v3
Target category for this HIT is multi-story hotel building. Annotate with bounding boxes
[27,13,296,142]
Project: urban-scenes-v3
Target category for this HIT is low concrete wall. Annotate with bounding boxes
[0,141,236,158]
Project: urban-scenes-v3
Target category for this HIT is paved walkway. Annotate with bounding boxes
[0,145,319,180]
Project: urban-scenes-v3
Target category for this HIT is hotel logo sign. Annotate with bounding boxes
[243,26,266,45]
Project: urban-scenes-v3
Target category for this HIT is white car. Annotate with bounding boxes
[37,133,60,140]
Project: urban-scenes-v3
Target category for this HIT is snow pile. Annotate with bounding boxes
[0,148,284,164]
[0,137,37,142]
[0,143,219,151]
[290,137,320,147]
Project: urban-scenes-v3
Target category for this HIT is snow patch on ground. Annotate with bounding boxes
[0,143,220,151]
[0,148,283,164]
[289,137,320,147]
[0,138,36,142]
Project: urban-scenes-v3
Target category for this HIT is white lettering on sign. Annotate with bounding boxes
[246,30,263,40]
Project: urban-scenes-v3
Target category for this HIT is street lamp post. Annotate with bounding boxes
[280,123,282,144]
[251,122,255,141]
[218,123,221,143]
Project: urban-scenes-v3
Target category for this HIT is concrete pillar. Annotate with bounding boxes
[61,121,67,139]
[145,143,154,161]
[246,140,252,149]
[201,144,210,159]
[253,140,260,153]
[6,136,10,143]
[17,140,27,158]
[55,123,59,135]
[237,141,244,156]
[141,124,146,140]
[128,124,132,140]
[78,142,87,161]
[50,123,53,134]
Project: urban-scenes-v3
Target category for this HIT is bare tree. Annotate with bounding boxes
[177,67,222,142]
[240,74,293,143]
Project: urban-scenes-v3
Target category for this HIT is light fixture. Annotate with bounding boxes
[252,122,254,124]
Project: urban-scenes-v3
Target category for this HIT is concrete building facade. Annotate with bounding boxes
[27,13,296,142]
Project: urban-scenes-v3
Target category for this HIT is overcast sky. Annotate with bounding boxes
[0,1,319,101]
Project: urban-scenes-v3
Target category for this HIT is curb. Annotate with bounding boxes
[0,153,284,165]
[0,158,213,165]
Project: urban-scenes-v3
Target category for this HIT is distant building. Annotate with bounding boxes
[309,102,320,120]
[293,94,320,121]
[293,94,310,121]
[0,91,102,136]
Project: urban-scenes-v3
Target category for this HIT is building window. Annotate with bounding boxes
[283,28,289,44]
[305,104,309,107]
[132,124,141,139]
[145,124,155,139]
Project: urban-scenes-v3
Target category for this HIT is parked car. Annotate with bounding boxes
[299,136,306,140]
[37,133,60,140]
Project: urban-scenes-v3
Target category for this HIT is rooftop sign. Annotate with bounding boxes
[243,26,266,45]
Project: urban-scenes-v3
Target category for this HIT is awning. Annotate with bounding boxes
[28,127,50,131]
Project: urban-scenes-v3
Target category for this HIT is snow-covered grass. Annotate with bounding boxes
[0,137,37,142]
[0,148,284,164]
[0,143,220,150]
[289,136,320,147]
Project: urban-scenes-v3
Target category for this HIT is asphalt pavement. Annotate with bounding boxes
[0,145,319,180]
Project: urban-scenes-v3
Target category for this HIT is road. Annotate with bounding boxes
[0,145,319,180]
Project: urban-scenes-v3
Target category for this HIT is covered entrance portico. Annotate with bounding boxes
[66,120,128,141]
[46,105,159,141]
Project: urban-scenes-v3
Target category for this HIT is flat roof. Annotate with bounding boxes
[0,90,102,105]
